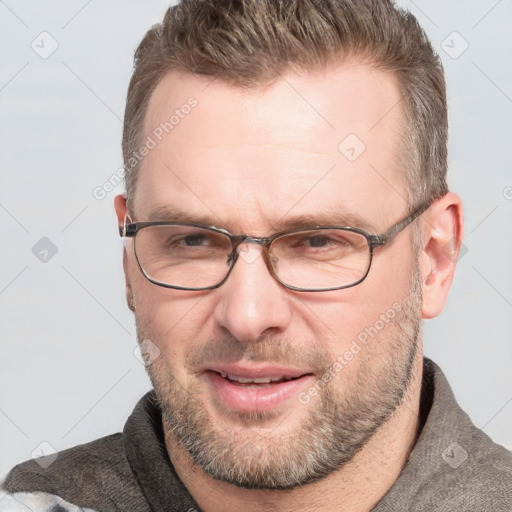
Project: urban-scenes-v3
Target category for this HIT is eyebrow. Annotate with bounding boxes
[145,205,222,226]
[272,211,377,233]
[142,205,378,234]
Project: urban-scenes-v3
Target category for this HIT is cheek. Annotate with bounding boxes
[366,239,416,299]
[297,256,415,359]
[299,285,408,344]
[132,276,215,366]
[127,247,206,330]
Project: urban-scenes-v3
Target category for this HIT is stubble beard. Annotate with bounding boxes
[136,269,423,490]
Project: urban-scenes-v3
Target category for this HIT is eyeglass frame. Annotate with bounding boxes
[119,200,431,292]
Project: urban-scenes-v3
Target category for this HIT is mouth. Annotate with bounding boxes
[216,371,298,387]
[203,364,315,413]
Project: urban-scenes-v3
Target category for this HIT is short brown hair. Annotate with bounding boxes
[123,0,448,211]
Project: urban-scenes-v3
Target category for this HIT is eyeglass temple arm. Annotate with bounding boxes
[373,200,432,246]
[120,215,134,237]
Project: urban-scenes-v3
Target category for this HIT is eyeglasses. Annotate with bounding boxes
[119,202,430,292]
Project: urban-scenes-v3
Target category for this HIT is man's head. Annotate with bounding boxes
[115,0,463,492]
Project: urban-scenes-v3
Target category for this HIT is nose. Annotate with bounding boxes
[213,243,292,341]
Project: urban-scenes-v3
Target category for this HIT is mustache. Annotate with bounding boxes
[186,334,331,373]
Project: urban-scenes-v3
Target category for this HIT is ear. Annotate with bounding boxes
[114,194,135,313]
[419,192,464,319]
[114,193,128,228]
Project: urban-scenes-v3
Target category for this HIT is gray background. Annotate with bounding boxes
[1,0,511,481]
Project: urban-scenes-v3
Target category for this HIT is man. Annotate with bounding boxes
[2,0,511,510]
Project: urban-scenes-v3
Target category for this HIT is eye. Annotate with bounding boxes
[303,235,345,248]
[272,230,365,261]
[179,234,211,246]
[164,231,230,253]
[294,233,351,249]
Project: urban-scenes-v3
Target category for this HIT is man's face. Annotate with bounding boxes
[122,63,423,489]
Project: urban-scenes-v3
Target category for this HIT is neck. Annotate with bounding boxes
[164,354,424,512]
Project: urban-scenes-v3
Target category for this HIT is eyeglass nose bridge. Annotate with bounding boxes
[226,235,275,268]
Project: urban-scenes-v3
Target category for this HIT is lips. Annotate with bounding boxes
[203,363,314,413]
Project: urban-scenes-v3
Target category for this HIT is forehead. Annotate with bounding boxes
[135,63,407,232]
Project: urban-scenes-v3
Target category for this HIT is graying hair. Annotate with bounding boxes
[123,0,448,212]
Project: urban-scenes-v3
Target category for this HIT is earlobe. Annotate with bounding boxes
[419,192,464,319]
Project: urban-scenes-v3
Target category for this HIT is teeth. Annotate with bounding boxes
[227,374,256,383]
[219,372,294,384]
[232,375,251,382]
[251,377,272,384]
